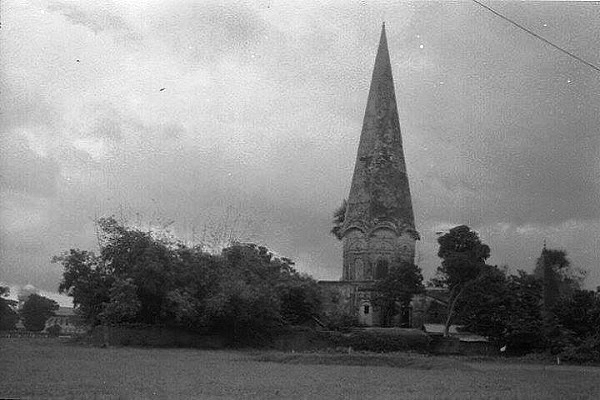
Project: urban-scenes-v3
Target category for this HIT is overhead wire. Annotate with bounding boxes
[471,0,600,74]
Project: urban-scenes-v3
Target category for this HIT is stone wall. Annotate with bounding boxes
[319,282,450,329]
[319,281,382,326]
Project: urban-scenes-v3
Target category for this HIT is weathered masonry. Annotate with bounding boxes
[321,24,421,327]
[341,23,419,282]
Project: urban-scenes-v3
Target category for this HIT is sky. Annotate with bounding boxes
[1,0,599,304]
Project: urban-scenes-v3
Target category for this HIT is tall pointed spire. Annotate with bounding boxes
[340,24,418,282]
[343,24,417,240]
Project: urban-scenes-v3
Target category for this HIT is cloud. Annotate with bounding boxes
[1,0,599,294]
[0,131,60,197]
[150,1,269,66]
[478,219,600,287]
[47,2,129,33]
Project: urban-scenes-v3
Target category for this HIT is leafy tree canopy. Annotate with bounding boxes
[0,286,19,331]
[330,199,347,241]
[373,260,424,327]
[436,225,490,289]
[55,217,322,343]
[534,248,585,309]
[21,294,59,332]
[502,271,545,353]
[552,289,600,345]
[434,225,491,336]
[455,265,510,343]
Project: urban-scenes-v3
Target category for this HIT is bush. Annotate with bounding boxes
[47,324,62,337]
[21,294,59,332]
[0,296,19,331]
[560,334,600,364]
[87,325,225,349]
[320,328,430,352]
[271,326,329,351]
[322,311,358,332]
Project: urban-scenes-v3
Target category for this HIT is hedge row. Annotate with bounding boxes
[87,325,225,348]
[318,328,431,352]
[83,325,432,352]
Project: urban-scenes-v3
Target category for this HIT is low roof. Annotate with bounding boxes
[55,307,76,316]
[423,323,460,335]
[423,288,450,304]
[459,335,489,342]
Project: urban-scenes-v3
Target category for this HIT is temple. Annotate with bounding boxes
[341,23,419,285]
[319,24,422,327]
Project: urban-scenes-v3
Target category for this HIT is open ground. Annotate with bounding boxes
[1,339,599,399]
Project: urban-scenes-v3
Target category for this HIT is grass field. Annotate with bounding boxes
[1,338,599,399]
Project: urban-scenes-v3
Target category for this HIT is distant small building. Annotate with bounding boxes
[44,307,86,335]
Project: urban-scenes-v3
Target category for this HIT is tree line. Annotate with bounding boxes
[332,203,599,362]
[2,215,598,362]
[52,217,322,344]
[433,225,599,362]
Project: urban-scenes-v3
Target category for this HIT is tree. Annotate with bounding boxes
[503,271,545,353]
[55,249,113,325]
[330,199,347,240]
[550,289,600,355]
[374,260,424,327]
[97,217,181,324]
[205,279,282,344]
[219,243,322,328]
[555,291,600,363]
[277,277,322,325]
[554,289,600,339]
[55,216,324,342]
[533,248,585,312]
[454,265,510,343]
[0,286,19,331]
[20,294,59,332]
[99,278,142,324]
[435,225,490,336]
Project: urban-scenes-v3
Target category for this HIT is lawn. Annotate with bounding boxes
[1,338,599,399]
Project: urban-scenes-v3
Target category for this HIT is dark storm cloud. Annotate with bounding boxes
[48,2,129,33]
[392,1,600,230]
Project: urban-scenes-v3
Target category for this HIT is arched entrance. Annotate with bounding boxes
[358,301,373,326]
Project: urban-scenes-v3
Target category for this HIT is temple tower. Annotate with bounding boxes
[341,24,419,282]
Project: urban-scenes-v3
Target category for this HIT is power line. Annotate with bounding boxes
[471,0,600,74]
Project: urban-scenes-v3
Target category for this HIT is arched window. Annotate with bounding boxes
[375,259,389,279]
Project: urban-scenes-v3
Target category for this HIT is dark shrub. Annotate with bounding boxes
[320,328,430,352]
[47,324,62,337]
[560,334,600,364]
[88,324,224,349]
[322,310,358,332]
